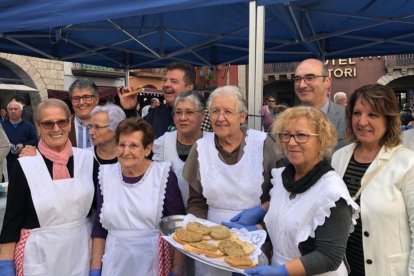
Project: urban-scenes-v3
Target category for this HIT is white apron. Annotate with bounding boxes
[265,168,359,276]
[153,131,191,207]
[99,161,170,276]
[19,148,94,276]
[196,130,266,276]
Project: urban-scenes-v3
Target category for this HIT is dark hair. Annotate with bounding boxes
[11,96,26,105]
[166,62,196,86]
[115,117,154,149]
[346,84,401,147]
[68,78,99,97]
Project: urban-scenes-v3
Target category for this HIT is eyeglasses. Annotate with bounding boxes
[87,124,109,131]
[40,119,69,129]
[173,110,200,117]
[278,132,319,144]
[267,100,275,103]
[292,74,327,85]
[70,95,95,103]
[210,109,240,118]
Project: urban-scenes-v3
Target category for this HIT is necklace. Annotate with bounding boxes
[119,162,153,188]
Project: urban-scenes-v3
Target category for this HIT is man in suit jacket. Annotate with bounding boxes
[68,78,100,148]
[294,58,346,150]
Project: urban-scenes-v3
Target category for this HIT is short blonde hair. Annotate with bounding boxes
[271,106,337,160]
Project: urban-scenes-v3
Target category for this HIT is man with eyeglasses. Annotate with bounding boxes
[67,78,101,149]
[1,100,37,175]
[294,58,346,149]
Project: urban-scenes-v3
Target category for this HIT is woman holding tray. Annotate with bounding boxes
[243,106,358,276]
[183,85,281,276]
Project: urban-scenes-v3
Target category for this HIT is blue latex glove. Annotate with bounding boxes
[229,205,266,225]
[0,260,15,276]
[221,221,258,231]
[168,272,177,276]
[245,265,288,276]
[90,269,102,276]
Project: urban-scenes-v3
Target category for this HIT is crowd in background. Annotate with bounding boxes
[0,58,411,276]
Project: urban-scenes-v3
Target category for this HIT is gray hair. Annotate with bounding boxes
[68,78,99,97]
[7,101,23,111]
[34,98,71,124]
[90,104,126,131]
[333,91,347,103]
[207,85,247,113]
[174,91,205,111]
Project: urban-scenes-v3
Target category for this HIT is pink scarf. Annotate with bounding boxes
[38,138,73,180]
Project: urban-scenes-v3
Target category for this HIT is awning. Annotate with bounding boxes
[0,84,37,92]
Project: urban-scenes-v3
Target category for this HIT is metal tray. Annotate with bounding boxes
[159,215,269,274]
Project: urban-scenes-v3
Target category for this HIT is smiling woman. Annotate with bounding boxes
[243,106,358,276]
[90,117,186,276]
[0,98,97,276]
[332,84,414,276]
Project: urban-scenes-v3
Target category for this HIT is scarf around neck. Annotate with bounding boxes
[282,160,333,195]
[38,138,73,180]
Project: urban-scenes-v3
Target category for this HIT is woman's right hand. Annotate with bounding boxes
[0,260,15,276]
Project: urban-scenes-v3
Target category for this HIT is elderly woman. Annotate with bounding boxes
[153,91,205,207]
[183,85,280,276]
[88,103,126,164]
[245,106,358,276]
[331,84,414,276]
[90,118,186,276]
[0,99,97,276]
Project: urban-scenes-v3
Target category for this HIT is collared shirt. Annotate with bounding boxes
[320,98,329,114]
[74,116,91,148]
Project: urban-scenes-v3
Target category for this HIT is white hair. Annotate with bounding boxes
[90,104,126,131]
[207,85,247,113]
[333,91,347,103]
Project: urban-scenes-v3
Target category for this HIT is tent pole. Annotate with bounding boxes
[248,1,265,131]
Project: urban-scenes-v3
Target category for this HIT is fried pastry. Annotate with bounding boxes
[183,241,224,258]
[186,222,211,235]
[209,225,231,240]
[218,240,245,256]
[173,228,203,244]
[225,255,255,269]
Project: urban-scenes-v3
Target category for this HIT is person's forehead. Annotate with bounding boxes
[8,103,20,109]
[92,111,109,121]
[165,69,186,80]
[295,60,324,75]
[175,99,197,110]
[211,94,237,108]
[71,88,95,96]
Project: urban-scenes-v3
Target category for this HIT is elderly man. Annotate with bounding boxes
[293,58,346,149]
[1,101,37,175]
[183,85,280,276]
[333,91,348,106]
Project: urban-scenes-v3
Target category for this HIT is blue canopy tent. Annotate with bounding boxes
[1,0,414,128]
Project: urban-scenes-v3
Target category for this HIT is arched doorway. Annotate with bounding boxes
[0,57,41,110]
